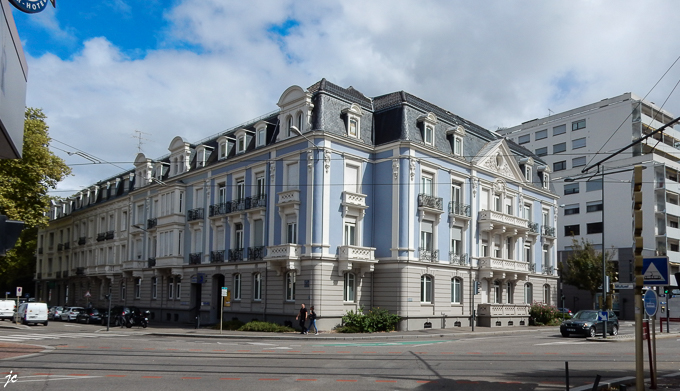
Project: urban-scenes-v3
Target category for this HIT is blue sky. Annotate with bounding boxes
[9,0,680,195]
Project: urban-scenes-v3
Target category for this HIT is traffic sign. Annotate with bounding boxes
[221,287,228,297]
[644,289,658,317]
[643,257,670,286]
[16,287,22,297]
[84,291,91,298]
[598,311,609,321]
[614,282,634,290]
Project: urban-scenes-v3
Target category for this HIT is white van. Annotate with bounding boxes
[0,300,16,320]
[14,302,48,326]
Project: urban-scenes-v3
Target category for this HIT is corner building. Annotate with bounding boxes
[36,79,559,330]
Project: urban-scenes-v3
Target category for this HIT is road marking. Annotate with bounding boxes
[376,380,397,383]
[297,378,317,381]
[336,379,357,382]
[220,378,240,380]
[535,341,591,346]
[0,332,127,342]
[14,375,101,383]
[316,340,448,347]
[106,375,126,377]
[142,376,162,378]
[181,377,202,379]
[258,378,279,381]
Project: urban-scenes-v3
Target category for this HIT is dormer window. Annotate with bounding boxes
[297,112,303,131]
[257,127,266,147]
[543,173,549,189]
[537,165,550,190]
[217,135,231,160]
[342,104,363,139]
[417,112,438,146]
[518,157,534,183]
[287,116,294,138]
[525,166,532,182]
[237,135,246,154]
[219,140,227,159]
[276,84,314,142]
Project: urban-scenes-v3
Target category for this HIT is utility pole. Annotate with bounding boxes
[633,165,644,390]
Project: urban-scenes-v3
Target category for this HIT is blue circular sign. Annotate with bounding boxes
[644,289,658,317]
[8,0,52,14]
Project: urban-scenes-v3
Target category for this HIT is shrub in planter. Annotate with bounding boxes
[529,302,560,326]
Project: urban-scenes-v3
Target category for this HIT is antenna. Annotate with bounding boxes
[548,108,554,117]
[132,130,152,153]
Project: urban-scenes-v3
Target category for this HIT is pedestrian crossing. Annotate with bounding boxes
[0,332,127,342]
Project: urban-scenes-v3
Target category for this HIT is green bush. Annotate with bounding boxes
[212,319,245,330]
[529,302,561,326]
[339,307,400,333]
[238,321,296,333]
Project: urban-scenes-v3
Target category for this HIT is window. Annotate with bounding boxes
[236,179,245,201]
[135,278,141,299]
[421,173,434,196]
[420,221,433,252]
[535,147,548,157]
[451,278,462,304]
[518,134,530,145]
[564,204,579,215]
[235,223,244,249]
[344,163,360,193]
[257,127,266,147]
[493,280,501,303]
[451,226,462,256]
[175,277,181,299]
[523,204,532,221]
[168,278,174,299]
[542,172,550,189]
[493,194,501,212]
[524,241,532,263]
[553,124,566,136]
[586,201,603,212]
[253,273,262,301]
[506,237,514,259]
[287,116,293,138]
[564,183,580,195]
[344,273,355,302]
[535,129,547,140]
[587,222,603,234]
[233,274,241,300]
[219,140,227,159]
[505,196,513,215]
[218,184,227,203]
[121,280,126,300]
[237,135,246,154]
[553,142,566,154]
[543,284,551,303]
[420,275,433,303]
[286,222,297,244]
[572,137,586,149]
[572,119,586,131]
[349,118,358,138]
[564,224,580,236]
[525,283,533,304]
[285,162,299,191]
[256,174,266,197]
[424,126,434,145]
[151,277,157,299]
[285,271,296,301]
[297,112,303,132]
[572,156,586,167]
[525,165,532,182]
[451,181,462,206]
[344,221,357,246]
[586,178,603,192]
[481,239,489,257]
[506,282,514,304]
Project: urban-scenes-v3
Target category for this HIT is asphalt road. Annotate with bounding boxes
[1,320,678,390]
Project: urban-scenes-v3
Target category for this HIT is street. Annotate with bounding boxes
[1,321,679,390]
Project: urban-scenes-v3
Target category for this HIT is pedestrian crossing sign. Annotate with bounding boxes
[643,257,669,286]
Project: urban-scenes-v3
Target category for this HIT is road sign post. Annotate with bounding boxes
[220,287,228,334]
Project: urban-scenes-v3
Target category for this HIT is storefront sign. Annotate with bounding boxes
[9,0,55,14]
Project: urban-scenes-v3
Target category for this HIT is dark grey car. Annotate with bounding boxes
[560,310,619,337]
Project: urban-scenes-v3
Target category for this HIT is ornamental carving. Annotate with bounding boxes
[493,178,506,194]
[409,159,416,181]
[324,150,331,173]
[471,177,479,198]
[393,159,399,180]
[308,151,314,171]
[269,161,276,184]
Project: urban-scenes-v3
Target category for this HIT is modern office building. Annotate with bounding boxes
[36,79,559,330]
[498,93,680,317]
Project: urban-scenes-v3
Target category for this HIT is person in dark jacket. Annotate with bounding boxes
[296,303,308,334]
[308,306,318,335]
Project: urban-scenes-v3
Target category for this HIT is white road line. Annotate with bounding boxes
[14,375,101,383]
[534,341,591,346]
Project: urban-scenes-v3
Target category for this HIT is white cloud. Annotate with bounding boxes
[21,0,680,195]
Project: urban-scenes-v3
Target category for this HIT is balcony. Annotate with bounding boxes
[63,242,70,250]
[55,271,62,278]
[478,257,531,276]
[248,246,265,261]
[541,225,556,238]
[228,199,247,214]
[147,218,158,230]
[105,231,114,240]
[543,265,555,275]
[449,252,469,266]
[278,189,300,205]
[248,194,267,209]
[57,243,63,251]
[63,271,69,278]
[78,237,86,245]
[148,258,156,268]
[228,248,244,262]
[418,194,443,210]
[209,202,231,217]
[189,252,202,265]
[96,232,106,242]
[75,267,85,276]
[38,248,43,255]
[123,260,146,270]
[265,244,300,259]
[210,250,225,263]
[478,210,530,235]
[187,208,204,222]
[477,304,530,317]
[449,201,471,218]
[338,245,375,262]
[418,248,439,262]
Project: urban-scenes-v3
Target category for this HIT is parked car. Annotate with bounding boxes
[0,300,16,321]
[558,308,573,317]
[560,310,618,337]
[48,306,64,321]
[76,308,103,324]
[61,307,84,322]
[100,306,142,326]
[14,302,48,326]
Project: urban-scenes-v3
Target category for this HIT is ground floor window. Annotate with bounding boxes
[344,272,355,302]
[286,272,296,301]
[525,283,533,304]
[421,275,432,303]
[543,284,551,304]
[233,273,242,300]
[451,278,462,304]
[253,273,262,301]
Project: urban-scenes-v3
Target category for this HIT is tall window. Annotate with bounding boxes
[451,278,462,304]
[451,182,462,205]
[506,237,514,260]
[525,283,533,304]
[151,277,157,299]
[421,173,434,196]
[506,282,514,303]
[168,278,174,299]
[420,275,433,303]
[420,221,433,252]
[233,274,241,300]
[493,280,501,303]
[524,241,532,263]
[453,136,463,156]
[543,284,551,304]
[344,221,357,246]
[235,223,244,249]
[349,118,358,138]
[236,179,245,200]
[256,175,266,197]
[121,280,126,301]
[285,272,296,301]
[285,162,299,191]
[237,136,245,153]
[257,127,266,147]
[218,184,227,203]
[287,116,293,138]
[424,126,434,145]
[253,273,262,301]
[451,226,462,256]
[135,278,141,299]
[286,221,297,244]
[175,277,181,300]
[344,273,355,302]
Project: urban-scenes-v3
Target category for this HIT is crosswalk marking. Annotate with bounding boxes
[0,332,127,342]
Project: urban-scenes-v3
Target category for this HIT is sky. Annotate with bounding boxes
[10,0,680,196]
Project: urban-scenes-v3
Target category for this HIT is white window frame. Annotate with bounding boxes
[175,278,181,300]
[253,273,262,301]
[233,273,242,300]
[257,127,266,147]
[525,283,533,304]
[285,271,296,301]
[344,220,357,246]
[344,272,355,302]
[151,277,157,299]
[237,135,246,154]
[286,221,297,244]
[451,278,462,304]
[135,278,141,299]
[342,104,363,139]
[421,275,433,303]
[506,282,514,304]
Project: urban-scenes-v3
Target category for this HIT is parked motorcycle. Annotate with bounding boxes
[125,310,149,328]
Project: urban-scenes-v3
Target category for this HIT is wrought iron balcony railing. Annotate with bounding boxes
[147,218,158,229]
[449,252,469,265]
[248,246,265,261]
[543,265,554,275]
[418,194,443,210]
[528,263,536,273]
[189,252,202,265]
[78,237,86,245]
[541,225,556,237]
[57,243,63,251]
[448,202,471,217]
[147,258,156,268]
[228,248,244,262]
[96,233,106,242]
[63,242,70,250]
[209,202,231,217]
[528,222,539,234]
[249,194,267,209]
[75,267,85,275]
[105,231,114,240]
[187,208,204,221]
[419,248,439,262]
[210,250,225,263]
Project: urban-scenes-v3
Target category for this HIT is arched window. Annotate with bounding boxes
[543,284,551,304]
[344,273,355,302]
[297,112,303,132]
[253,273,262,301]
[524,283,533,304]
[287,115,294,137]
[420,275,433,303]
[285,271,296,301]
[451,278,462,304]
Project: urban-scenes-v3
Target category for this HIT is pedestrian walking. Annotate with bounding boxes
[308,306,318,335]
[296,303,308,334]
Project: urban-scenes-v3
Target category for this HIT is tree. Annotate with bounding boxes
[0,108,71,292]
[558,237,616,299]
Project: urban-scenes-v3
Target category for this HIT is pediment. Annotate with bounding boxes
[134,153,151,166]
[169,136,190,152]
[277,85,311,108]
[471,139,526,182]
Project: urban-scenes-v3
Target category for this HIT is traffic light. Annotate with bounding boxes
[473,280,480,295]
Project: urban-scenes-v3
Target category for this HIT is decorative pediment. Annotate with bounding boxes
[471,139,526,182]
